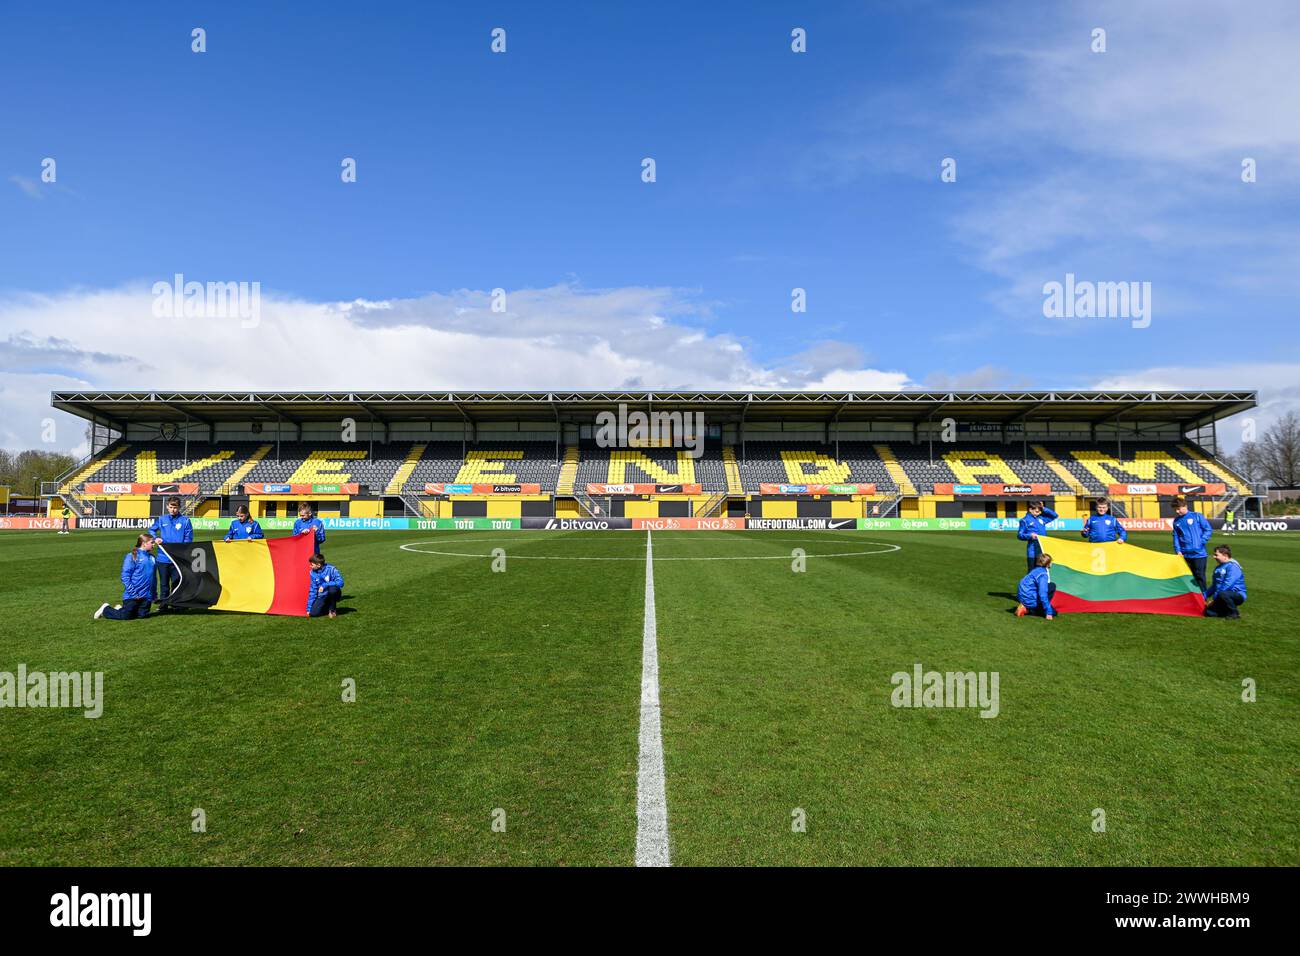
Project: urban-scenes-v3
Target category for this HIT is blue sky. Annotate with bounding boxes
[2,0,1299,450]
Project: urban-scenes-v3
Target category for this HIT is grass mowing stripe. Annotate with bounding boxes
[635,530,670,867]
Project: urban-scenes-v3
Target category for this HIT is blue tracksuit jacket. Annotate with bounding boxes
[1206,559,1246,602]
[1083,512,1127,542]
[1017,507,1058,555]
[1017,566,1055,615]
[120,550,156,600]
[224,517,264,541]
[293,517,326,545]
[1172,511,1213,557]
[308,563,345,612]
[148,513,193,565]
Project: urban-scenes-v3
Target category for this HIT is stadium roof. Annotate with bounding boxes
[51,389,1257,430]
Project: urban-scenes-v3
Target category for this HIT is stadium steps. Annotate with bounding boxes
[556,446,580,495]
[696,491,727,517]
[386,443,428,494]
[873,444,917,495]
[1180,443,1251,494]
[59,443,128,492]
[217,444,274,494]
[722,446,744,495]
[1031,444,1089,496]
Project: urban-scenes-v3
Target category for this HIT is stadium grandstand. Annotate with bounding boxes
[44,389,1263,526]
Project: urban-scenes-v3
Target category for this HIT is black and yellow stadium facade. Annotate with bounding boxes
[45,389,1261,523]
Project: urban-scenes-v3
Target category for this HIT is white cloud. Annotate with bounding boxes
[9,175,44,200]
[802,0,1300,321]
[0,283,918,451]
[1092,362,1300,450]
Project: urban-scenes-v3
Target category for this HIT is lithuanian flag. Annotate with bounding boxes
[159,532,316,616]
[1044,536,1205,616]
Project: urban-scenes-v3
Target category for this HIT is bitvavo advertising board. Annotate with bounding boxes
[187,517,521,531]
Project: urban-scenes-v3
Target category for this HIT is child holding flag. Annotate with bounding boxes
[307,553,345,618]
[1171,497,1213,594]
[149,496,193,609]
[224,505,264,541]
[1015,553,1056,620]
[1017,500,1058,572]
[94,533,157,620]
[1204,545,1247,618]
[1082,497,1126,543]
[293,504,326,554]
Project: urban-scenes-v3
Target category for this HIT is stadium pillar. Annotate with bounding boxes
[184,413,189,464]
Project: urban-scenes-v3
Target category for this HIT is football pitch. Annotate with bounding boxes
[1,528,1296,866]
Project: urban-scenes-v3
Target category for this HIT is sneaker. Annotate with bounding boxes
[94,603,109,620]
[1015,604,1028,618]
[328,610,337,619]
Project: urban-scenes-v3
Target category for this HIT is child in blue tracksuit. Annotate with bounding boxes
[148,496,193,608]
[1171,497,1213,594]
[1204,545,1247,618]
[1016,553,1057,619]
[1017,500,1059,572]
[95,534,157,620]
[1082,497,1127,543]
[293,504,326,555]
[224,505,264,541]
[307,554,345,618]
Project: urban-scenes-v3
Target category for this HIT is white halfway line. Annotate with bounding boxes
[636,529,670,866]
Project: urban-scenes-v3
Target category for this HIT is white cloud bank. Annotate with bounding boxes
[0,283,913,453]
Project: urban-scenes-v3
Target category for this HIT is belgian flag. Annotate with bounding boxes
[159,532,317,616]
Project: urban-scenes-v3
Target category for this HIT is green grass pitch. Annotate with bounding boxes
[1,528,1296,866]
